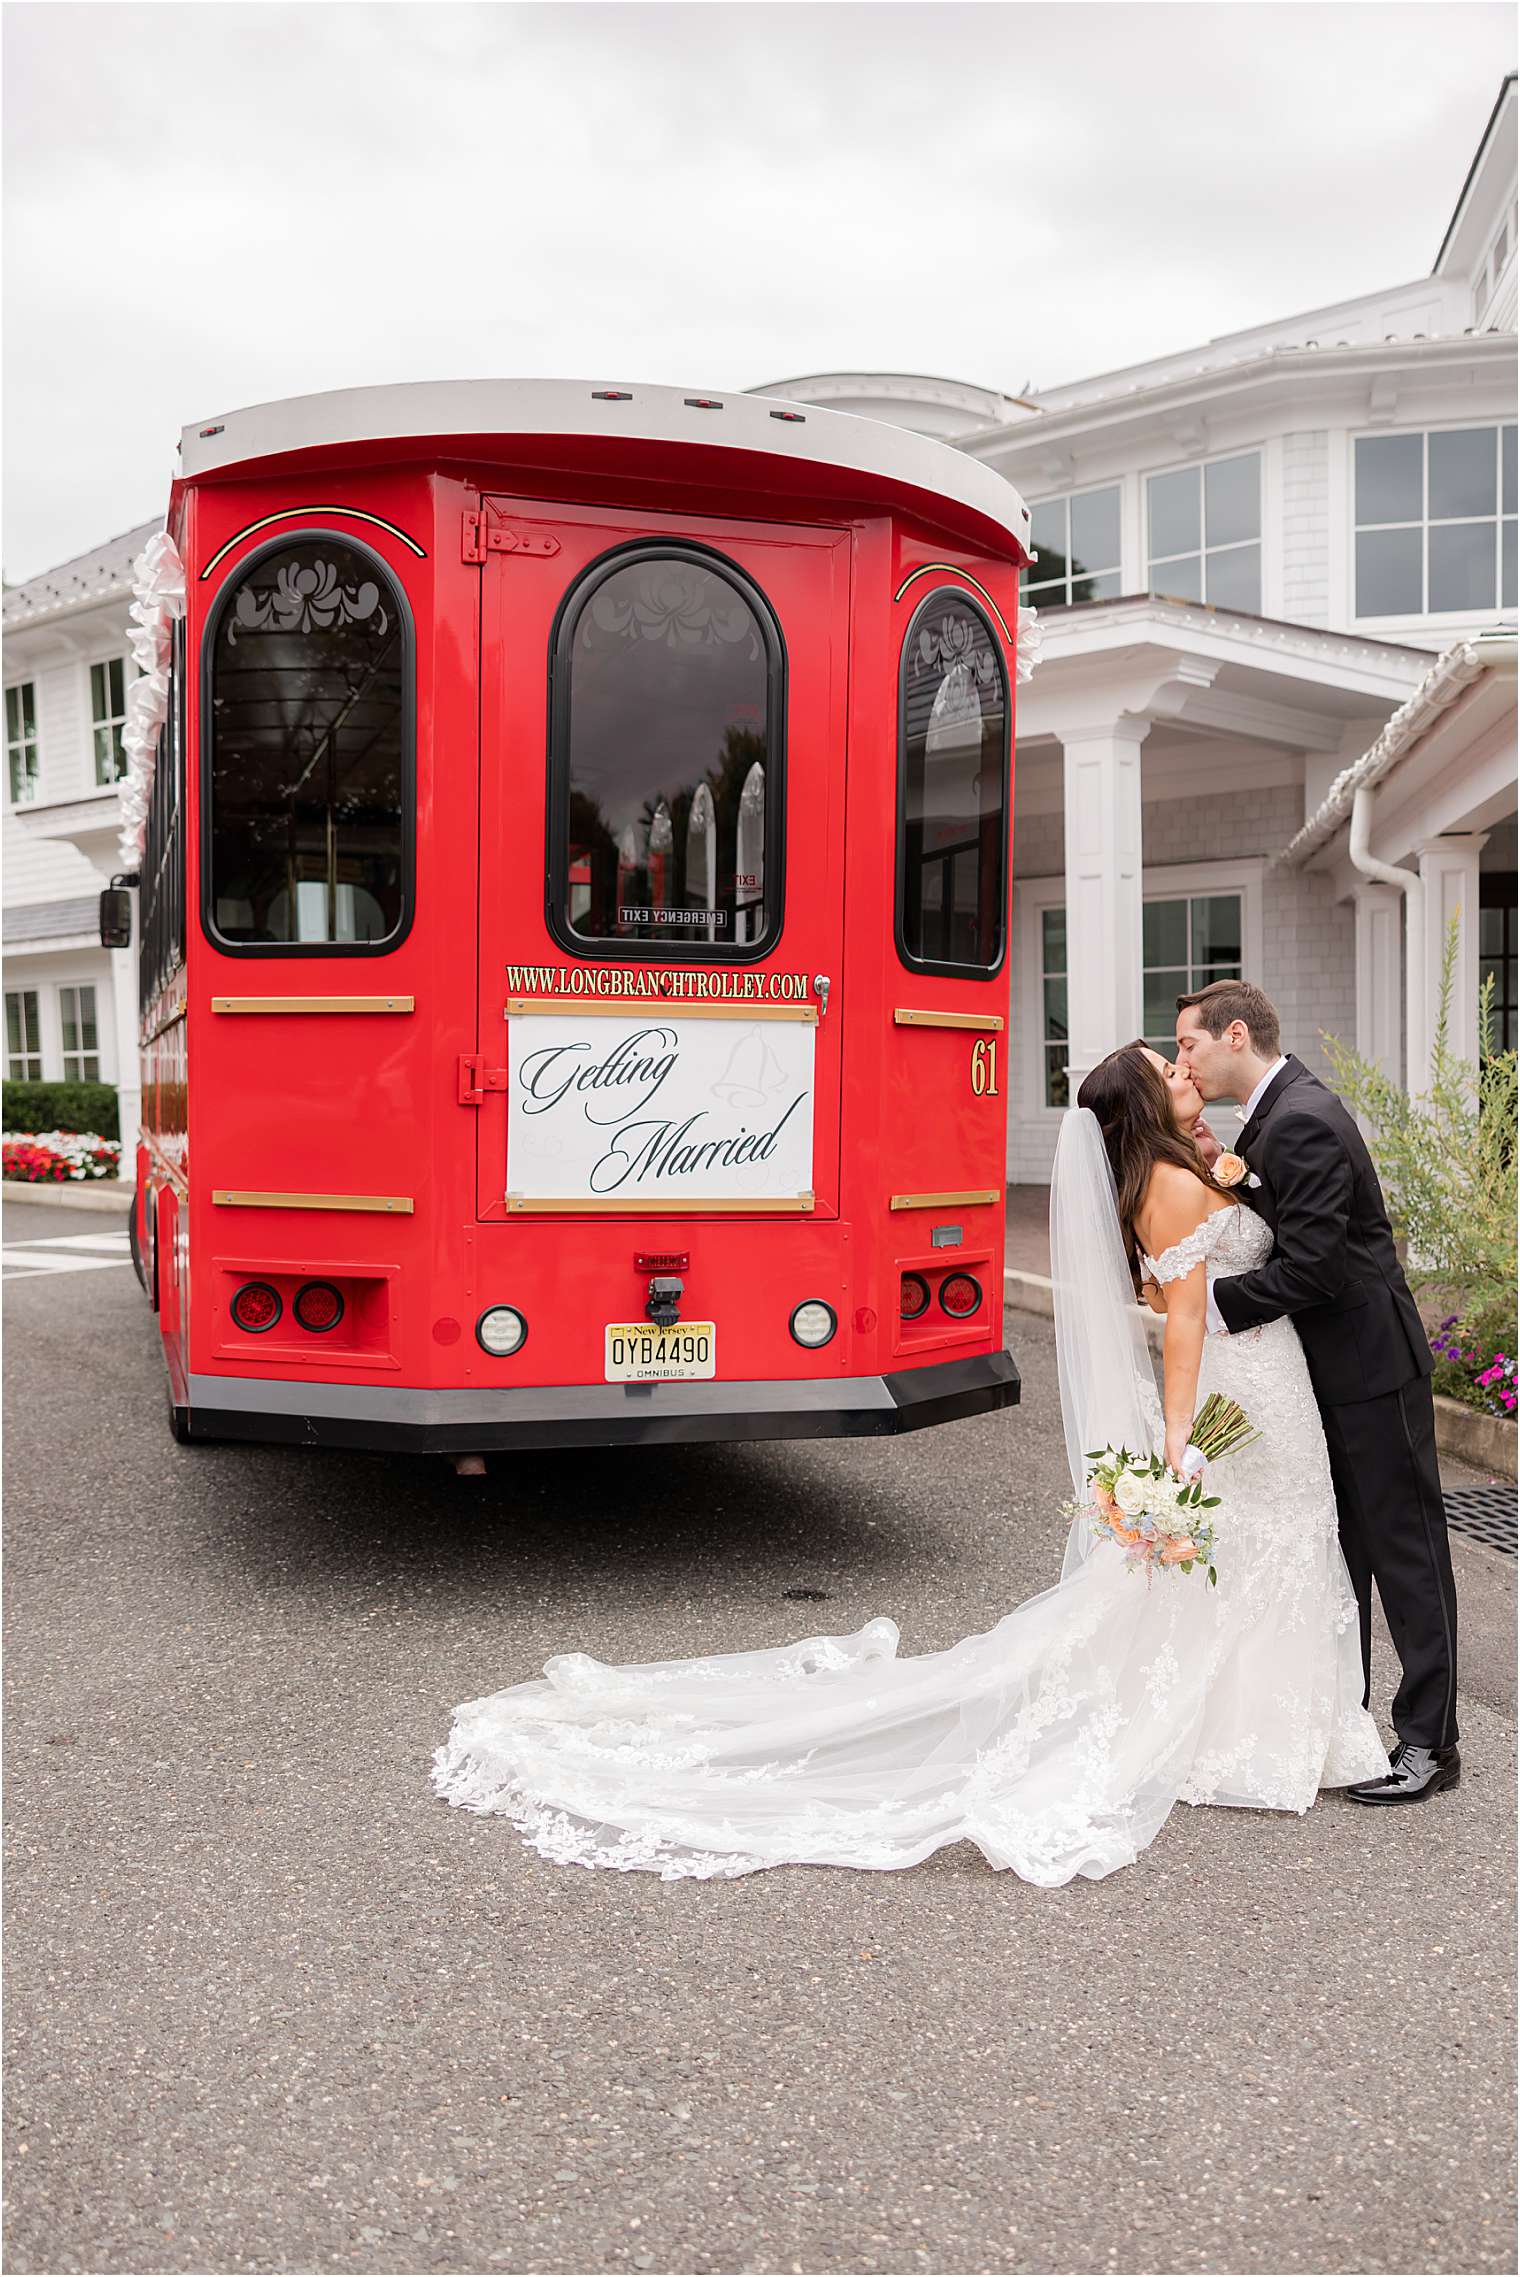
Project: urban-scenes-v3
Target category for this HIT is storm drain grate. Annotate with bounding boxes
[1443,1484,1517,1556]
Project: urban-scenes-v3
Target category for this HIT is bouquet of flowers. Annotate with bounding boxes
[1080,1396,1260,1585]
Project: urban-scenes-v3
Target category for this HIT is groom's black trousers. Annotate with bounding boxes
[1319,1374,1459,1750]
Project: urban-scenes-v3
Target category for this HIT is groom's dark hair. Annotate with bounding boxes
[1175,979,1281,1056]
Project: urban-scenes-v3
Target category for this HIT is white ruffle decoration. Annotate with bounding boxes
[1016,602,1042,684]
[116,530,186,872]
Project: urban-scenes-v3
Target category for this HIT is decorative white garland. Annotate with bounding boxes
[1016,602,1042,683]
[117,529,186,871]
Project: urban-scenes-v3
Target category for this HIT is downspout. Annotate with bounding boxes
[1348,782,1426,1090]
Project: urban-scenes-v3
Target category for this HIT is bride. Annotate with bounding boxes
[431,1043,1388,1886]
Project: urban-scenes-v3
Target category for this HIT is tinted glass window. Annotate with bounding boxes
[206,538,409,948]
[554,552,778,953]
[898,594,1008,973]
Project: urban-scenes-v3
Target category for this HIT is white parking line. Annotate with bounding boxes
[22,1232,132,1252]
[1,1248,133,1277]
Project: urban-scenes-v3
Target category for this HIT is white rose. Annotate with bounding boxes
[1113,1470,1148,1517]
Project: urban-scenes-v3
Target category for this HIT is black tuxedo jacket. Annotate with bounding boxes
[1212,1055,1433,1409]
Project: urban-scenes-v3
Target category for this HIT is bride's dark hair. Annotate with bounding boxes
[1076,1041,1233,1284]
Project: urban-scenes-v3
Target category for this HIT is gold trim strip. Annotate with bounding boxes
[892,563,1016,639]
[141,995,188,1044]
[200,506,427,577]
[893,1008,1005,1033]
[213,1190,414,1214]
[212,995,416,1014]
[890,1189,999,1212]
[506,1194,816,1215]
[505,997,817,1025]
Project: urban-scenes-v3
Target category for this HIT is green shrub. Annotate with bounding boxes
[1322,923,1516,1293]
[1,1080,119,1141]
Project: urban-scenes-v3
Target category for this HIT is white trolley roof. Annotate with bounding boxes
[178,377,1032,557]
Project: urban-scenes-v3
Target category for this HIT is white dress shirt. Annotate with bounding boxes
[1204,1054,1288,1332]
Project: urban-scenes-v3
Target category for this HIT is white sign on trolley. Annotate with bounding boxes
[505,1006,816,1210]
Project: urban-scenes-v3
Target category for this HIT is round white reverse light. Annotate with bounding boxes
[476,1305,527,1357]
[790,1300,837,1349]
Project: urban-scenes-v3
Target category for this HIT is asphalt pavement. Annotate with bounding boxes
[4,1196,1516,2277]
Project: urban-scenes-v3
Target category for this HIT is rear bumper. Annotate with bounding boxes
[180,1348,1021,1454]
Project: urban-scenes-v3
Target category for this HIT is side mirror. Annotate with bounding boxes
[99,879,135,950]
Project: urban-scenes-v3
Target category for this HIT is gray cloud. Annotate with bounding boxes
[3,0,1512,576]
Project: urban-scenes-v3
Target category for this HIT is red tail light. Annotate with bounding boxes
[939,1272,983,1319]
[899,1272,931,1321]
[294,1281,344,1333]
[231,1281,282,1334]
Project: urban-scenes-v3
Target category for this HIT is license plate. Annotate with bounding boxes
[604,1322,716,1382]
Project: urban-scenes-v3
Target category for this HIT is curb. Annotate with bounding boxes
[1004,1267,1165,1351]
[1006,1268,1518,1479]
[1433,1394,1518,1480]
[2,1179,134,1215]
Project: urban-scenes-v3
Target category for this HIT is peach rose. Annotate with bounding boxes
[1109,1520,1145,1550]
[1159,1537,1198,1566]
[1094,1482,1117,1517]
[1212,1152,1247,1189]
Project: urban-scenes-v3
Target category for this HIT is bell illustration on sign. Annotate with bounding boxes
[710,1025,792,1111]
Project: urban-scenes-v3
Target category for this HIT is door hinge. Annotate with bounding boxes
[458,1053,509,1106]
[462,512,562,565]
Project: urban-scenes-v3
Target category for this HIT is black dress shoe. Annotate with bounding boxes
[1346,1740,1461,1805]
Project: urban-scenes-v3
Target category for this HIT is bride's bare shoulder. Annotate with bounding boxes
[1136,1160,1226,1253]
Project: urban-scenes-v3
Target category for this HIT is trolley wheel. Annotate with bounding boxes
[166,1390,195,1445]
[128,1193,147,1294]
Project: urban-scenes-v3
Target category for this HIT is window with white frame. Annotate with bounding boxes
[1022,485,1122,609]
[1494,222,1510,294]
[1354,423,1518,617]
[91,657,128,785]
[5,989,41,1078]
[6,681,39,805]
[1026,885,1245,1107]
[1142,893,1243,1055]
[1038,906,1068,1107]
[1146,454,1261,612]
[59,984,100,1081]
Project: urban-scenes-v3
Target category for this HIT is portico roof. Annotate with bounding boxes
[1279,628,1518,868]
[1015,592,1431,752]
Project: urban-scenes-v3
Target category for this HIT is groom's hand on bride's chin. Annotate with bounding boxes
[1192,1115,1222,1169]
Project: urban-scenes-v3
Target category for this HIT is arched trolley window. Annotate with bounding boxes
[201,533,414,953]
[547,544,785,959]
[896,589,1010,978]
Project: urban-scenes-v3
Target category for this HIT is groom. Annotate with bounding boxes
[1173,979,1460,1806]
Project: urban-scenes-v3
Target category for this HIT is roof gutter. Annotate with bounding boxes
[1347,782,1428,1087]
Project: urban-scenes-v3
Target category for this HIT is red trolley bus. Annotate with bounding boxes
[105,379,1033,1458]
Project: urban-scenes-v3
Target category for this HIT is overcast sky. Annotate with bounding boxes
[2,0,1513,579]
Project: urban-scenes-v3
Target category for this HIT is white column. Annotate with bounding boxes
[1416,832,1489,1078]
[110,914,142,1181]
[1352,881,1404,1082]
[1061,717,1147,1098]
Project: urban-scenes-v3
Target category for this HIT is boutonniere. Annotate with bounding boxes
[1212,1151,1249,1189]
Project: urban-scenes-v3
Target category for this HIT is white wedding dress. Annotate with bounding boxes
[431,1116,1388,1886]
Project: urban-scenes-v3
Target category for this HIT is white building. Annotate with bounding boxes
[4,77,1515,1184]
[763,73,1518,1175]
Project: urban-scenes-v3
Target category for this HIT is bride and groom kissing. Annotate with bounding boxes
[432,980,1460,1885]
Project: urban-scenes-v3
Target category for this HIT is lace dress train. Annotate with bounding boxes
[431,1207,1387,1886]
